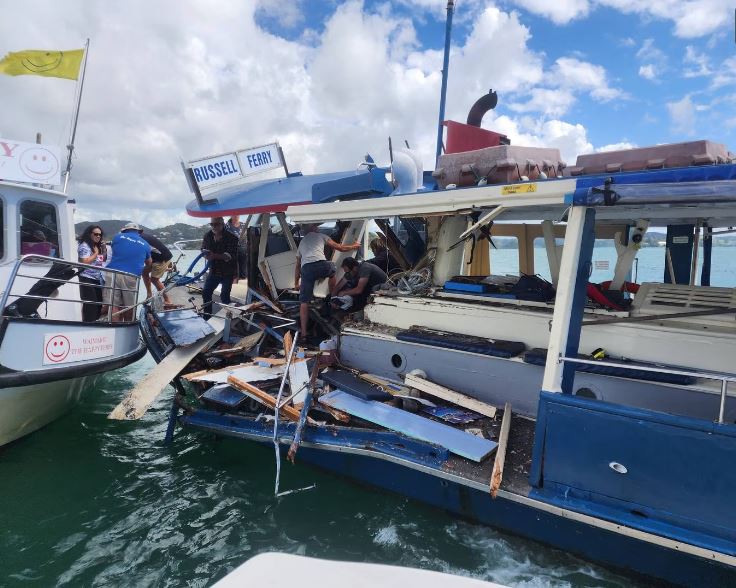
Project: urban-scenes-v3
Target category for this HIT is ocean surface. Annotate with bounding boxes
[4,246,732,587]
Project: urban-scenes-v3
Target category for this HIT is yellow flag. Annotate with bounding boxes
[0,49,84,80]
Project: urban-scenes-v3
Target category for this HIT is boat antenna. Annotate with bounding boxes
[62,38,90,194]
[435,0,455,167]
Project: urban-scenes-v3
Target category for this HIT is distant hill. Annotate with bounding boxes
[75,220,208,245]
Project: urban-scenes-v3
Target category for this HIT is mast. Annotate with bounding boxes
[62,38,90,193]
[435,0,455,166]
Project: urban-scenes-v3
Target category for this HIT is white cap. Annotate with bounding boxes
[121,222,141,231]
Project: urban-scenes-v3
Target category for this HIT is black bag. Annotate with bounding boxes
[510,274,556,302]
[5,263,78,317]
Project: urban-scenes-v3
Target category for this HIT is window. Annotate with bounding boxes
[19,200,60,258]
[489,236,520,276]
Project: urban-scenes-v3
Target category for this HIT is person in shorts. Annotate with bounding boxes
[139,230,174,305]
[294,223,360,336]
[104,222,152,322]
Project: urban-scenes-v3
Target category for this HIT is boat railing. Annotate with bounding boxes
[0,254,142,324]
[559,356,736,424]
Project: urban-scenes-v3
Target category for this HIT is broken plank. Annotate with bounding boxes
[404,374,497,419]
[490,403,512,498]
[319,390,497,462]
[109,315,225,420]
[227,376,301,421]
[188,363,287,385]
[288,360,310,405]
[359,373,412,396]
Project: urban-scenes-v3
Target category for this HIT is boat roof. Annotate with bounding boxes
[0,180,69,200]
[287,164,736,227]
[185,168,391,218]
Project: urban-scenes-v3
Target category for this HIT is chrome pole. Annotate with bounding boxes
[719,380,727,424]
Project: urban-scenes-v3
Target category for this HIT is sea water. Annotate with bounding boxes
[4,246,727,587]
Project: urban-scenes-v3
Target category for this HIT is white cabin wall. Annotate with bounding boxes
[432,215,467,285]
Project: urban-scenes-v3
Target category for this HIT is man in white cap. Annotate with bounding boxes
[104,222,152,322]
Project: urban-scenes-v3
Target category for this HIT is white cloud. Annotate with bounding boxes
[508,89,577,117]
[711,56,736,89]
[510,0,591,25]
[0,0,641,226]
[597,141,637,152]
[639,65,657,80]
[636,38,667,66]
[599,0,733,39]
[683,45,712,78]
[667,95,697,135]
[551,57,625,102]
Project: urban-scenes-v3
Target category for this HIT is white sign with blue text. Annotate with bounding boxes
[188,142,283,191]
[0,137,62,186]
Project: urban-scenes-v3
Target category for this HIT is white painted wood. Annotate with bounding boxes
[187,363,286,384]
[404,373,497,418]
[275,212,298,252]
[286,179,574,222]
[541,220,562,287]
[610,220,648,290]
[433,215,468,285]
[108,316,225,420]
[263,250,298,290]
[287,359,310,405]
[542,206,589,393]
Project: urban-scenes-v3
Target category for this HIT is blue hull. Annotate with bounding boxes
[180,410,736,587]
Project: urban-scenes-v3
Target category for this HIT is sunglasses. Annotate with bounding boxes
[92,232,102,236]
[210,222,223,227]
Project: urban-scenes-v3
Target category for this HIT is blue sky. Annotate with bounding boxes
[1,0,734,225]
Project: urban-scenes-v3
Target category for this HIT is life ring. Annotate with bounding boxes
[599,280,640,294]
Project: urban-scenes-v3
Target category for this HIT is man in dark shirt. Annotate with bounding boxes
[139,230,174,304]
[201,216,239,317]
[331,257,388,311]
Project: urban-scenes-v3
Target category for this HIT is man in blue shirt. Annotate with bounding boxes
[105,222,152,322]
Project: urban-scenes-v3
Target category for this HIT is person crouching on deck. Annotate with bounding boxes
[201,216,239,318]
[294,222,360,336]
[331,257,388,312]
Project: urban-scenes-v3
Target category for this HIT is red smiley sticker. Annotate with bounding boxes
[45,335,70,363]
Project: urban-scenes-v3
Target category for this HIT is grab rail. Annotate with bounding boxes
[559,356,735,424]
[0,254,141,324]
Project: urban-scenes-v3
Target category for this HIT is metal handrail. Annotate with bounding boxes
[559,356,733,424]
[1,254,141,324]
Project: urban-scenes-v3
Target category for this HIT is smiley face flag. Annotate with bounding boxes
[0,49,83,80]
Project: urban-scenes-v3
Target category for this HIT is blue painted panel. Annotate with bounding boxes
[201,384,247,408]
[179,409,736,587]
[664,224,694,285]
[311,167,392,203]
[156,309,215,346]
[319,390,497,462]
[538,393,736,540]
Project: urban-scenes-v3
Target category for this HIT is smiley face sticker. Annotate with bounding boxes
[44,335,70,363]
[19,146,60,181]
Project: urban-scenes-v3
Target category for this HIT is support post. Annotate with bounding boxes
[542,207,596,394]
[435,1,455,166]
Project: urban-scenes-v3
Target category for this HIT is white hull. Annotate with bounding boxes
[0,375,93,445]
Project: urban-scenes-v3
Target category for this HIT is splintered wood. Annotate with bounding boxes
[490,403,512,498]
[227,376,301,421]
[404,374,497,418]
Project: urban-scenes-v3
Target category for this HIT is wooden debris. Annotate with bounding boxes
[282,331,293,359]
[359,373,412,396]
[108,315,225,420]
[227,376,301,421]
[490,403,512,498]
[404,374,497,419]
[207,331,263,356]
[317,403,351,424]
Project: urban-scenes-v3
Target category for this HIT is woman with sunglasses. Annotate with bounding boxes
[77,224,108,322]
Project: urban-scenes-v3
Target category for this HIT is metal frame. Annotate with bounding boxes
[560,355,734,423]
[0,254,141,324]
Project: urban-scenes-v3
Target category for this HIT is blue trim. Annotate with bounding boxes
[177,407,736,586]
[561,208,596,393]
